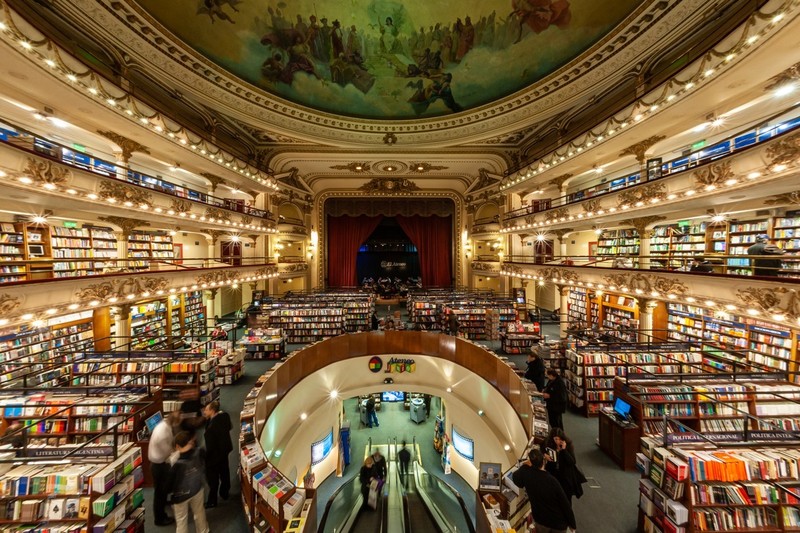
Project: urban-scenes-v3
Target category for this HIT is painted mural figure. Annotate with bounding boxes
[331,20,345,59]
[456,16,475,60]
[513,0,572,41]
[197,0,239,24]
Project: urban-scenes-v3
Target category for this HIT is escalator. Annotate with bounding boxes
[398,463,442,532]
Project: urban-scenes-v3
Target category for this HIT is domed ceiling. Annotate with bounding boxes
[134,0,644,120]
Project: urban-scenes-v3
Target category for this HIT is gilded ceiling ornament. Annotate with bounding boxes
[206,229,226,245]
[205,208,231,222]
[581,199,602,213]
[195,270,239,285]
[505,265,523,275]
[99,180,153,208]
[473,168,499,190]
[409,163,448,174]
[764,61,800,91]
[524,215,536,225]
[466,204,477,214]
[619,215,666,238]
[358,177,420,194]
[96,131,150,162]
[602,273,687,296]
[618,135,667,165]
[23,157,71,186]
[280,263,309,273]
[0,294,22,316]
[98,216,149,237]
[543,207,570,222]
[764,191,800,206]
[170,199,192,215]
[75,277,168,303]
[548,173,573,189]
[330,162,371,172]
[240,215,253,226]
[735,287,800,321]
[540,268,581,284]
[692,161,735,189]
[383,132,398,145]
[765,132,800,170]
[200,172,227,193]
[617,183,667,209]
[255,266,278,278]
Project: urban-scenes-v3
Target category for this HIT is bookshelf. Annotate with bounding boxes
[597,229,639,257]
[342,298,375,333]
[210,343,245,385]
[129,301,168,350]
[25,223,53,280]
[0,444,145,532]
[126,230,173,271]
[650,222,709,269]
[0,222,27,283]
[601,294,639,342]
[443,305,489,340]
[182,291,205,334]
[238,328,285,360]
[88,225,118,271]
[409,300,442,331]
[50,226,93,278]
[727,219,769,275]
[265,306,344,344]
[775,213,800,278]
[500,330,541,354]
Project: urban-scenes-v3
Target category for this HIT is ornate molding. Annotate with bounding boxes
[617,183,667,208]
[200,172,227,193]
[205,208,231,223]
[581,199,603,213]
[736,287,800,321]
[99,180,153,207]
[280,263,309,274]
[540,268,581,283]
[548,173,573,189]
[619,215,666,237]
[96,130,150,162]
[765,61,800,92]
[543,207,570,222]
[195,270,239,286]
[552,228,573,240]
[409,163,448,174]
[602,273,688,297]
[170,198,192,215]
[75,277,168,303]
[240,215,253,227]
[330,162,371,173]
[618,135,667,164]
[692,161,735,189]
[765,132,800,170]
[471,262,498,272]
[23,157,71,186]
[764,191,800,206]
[207,230,226,245]
[358,177,420,194]
[0,294,22,315]
[255,266,279,278]
[97,216,149,237]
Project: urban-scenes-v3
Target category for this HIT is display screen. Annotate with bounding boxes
[145,411,163,433]
[451,426,474,461]
[613,397,632,419]
[381,391,405,402]
[311,428,334,465]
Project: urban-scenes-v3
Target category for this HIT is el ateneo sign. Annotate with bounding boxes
[368,356,416,373]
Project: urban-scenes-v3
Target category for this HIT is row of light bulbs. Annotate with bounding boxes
[0,19,279,192]
[1,170,279,233]
[0,271,280,329]
[500,170,775,233]
[501,269,798,325]
[500,11,787,191]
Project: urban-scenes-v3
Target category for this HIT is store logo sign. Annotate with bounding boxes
[385,357,416,373]
[368,356,383,373]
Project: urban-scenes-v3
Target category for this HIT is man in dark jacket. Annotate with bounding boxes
[747,234,786,276]
[543,369,568,430]
[512,448,576,533]
[398,441,411,477]
[203,400,233,508]
[525,350,546,391]
[689,255,714,273]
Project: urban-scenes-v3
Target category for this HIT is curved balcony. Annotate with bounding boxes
[0,119,277,229]
[0,257,278,329]
[277,216,309,237]
[501,113,800,233]
[470,216,500,237]
[501,254,800,328]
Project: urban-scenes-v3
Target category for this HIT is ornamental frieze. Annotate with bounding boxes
[765,132,800,170]
[692,161,735,189]
[602,273,687,297]
[99,180,153,208]
[617,183,667,208]
[0,294,21,315]
[75,277,169,303]
[24,157,71,186]
[736,287,800,321]
[539,268,581,284]
[764,191,800,206]
[358,177,420,194]
[280,263,309,273]
[195,271,240,286]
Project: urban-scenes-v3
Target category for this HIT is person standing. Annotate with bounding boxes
[525,349,546,391]
[398,442,411,477]
[542,428,583,503]
[371,312,379,330]
[747,234,786,276]
[371,449,387,481]
[365,396,379,428]
[166,431,209,533]
[689,255,714,273]
[359,457,375,510]
[148,412,181,526]
[203,400,233,508]
[447,310,461,336]
[512,449,576,533]
[543,369,568,430]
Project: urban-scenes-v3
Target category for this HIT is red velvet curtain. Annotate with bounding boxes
[396,215,452,287]
[327,215,383,287]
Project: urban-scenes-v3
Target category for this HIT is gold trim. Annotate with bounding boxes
[0,294,22,315]
[75,277,169,303]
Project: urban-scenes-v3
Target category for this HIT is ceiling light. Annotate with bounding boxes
[775,84,795,97]
[747,308,759,315]
[300,413,307,420]
[686,297,696,303]
[88,87,98,95]
[710,214,726,223]
[18,176,33,184]
[746,36,758,45]
[747,172,761,180]
[19,41,32,50]
[704,300,715,307]
[44,59,55,68]
[31,215,48,224]
[329,390,338,399]
[711,118,724,128]
[773,164,787,172]
[692,123,708,132]
[772,314,785,322]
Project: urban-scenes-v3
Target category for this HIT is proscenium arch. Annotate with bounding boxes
[250,331,534,490]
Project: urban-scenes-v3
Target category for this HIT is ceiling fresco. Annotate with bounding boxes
[134,0,644,120]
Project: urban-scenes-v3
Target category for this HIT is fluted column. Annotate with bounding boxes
[558,285,570,339]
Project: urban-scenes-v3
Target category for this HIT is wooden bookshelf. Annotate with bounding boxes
[126,230,173,271]
[597,229,639,257]
[0,222,27,283]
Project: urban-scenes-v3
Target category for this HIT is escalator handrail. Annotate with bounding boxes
[413,462,476,533]
[395,457,412,533]
[317,473,358,532]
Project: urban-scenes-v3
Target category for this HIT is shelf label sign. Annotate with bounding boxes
[63,221,78,228]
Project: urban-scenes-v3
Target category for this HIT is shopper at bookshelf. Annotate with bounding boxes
[512,448,577,533]
[203,400,233,508]
[525,349,546,391]
[178,389,206,432]
[541,428,584,503]
[447,310,461,336]
[747,234,786,276]
[359,456,375,510]
[689,255,714,273]
[542,369,568,430]
[366,396,379,428]
[166,431,210,533]
[149,411,182,526]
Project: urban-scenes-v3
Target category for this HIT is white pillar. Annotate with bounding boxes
[559,285,570,339]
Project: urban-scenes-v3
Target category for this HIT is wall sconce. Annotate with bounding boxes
[464,241,472,258]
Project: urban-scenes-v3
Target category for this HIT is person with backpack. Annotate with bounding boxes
[365,396,379,428]
[166,431,209,533]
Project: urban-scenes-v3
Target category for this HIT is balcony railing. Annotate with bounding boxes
[504,105,800,221]
[0,118,275,221]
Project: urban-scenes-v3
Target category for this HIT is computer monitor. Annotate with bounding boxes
[381,391,404,402]
[613,397,632,419]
